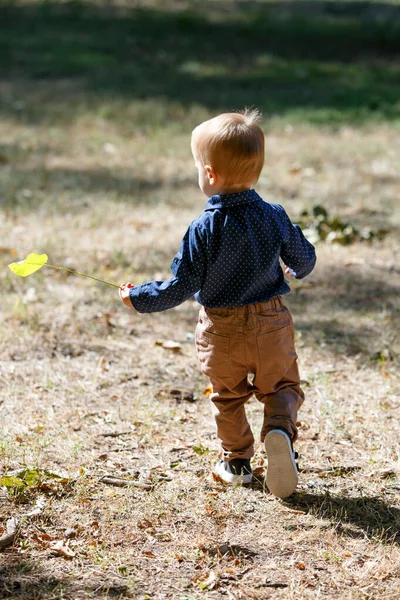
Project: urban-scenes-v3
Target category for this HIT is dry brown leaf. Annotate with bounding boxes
[212,472,225,484]
[50,539,75,559]
[128,220,150,231]
[343,258,365,266]
[288,164,302,175]
[31,532,53,545]
[155,340,182,352]
[381,468,397,478]
[64,528,77,539]
[252,466,265,477]
[38,532,53,541]
[203,384,212,396]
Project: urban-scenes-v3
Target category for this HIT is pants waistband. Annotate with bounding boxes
[202,296,284,316]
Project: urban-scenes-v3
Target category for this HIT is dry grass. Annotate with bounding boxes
[1,1,400,599]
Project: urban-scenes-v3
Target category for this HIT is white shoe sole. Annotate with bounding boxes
[265,430,298,498]
[214,461,253,485]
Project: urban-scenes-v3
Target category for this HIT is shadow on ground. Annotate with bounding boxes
[0,559,129,598]
[0,0,400,124]
[1,164,195,210]
[284,491,400,544]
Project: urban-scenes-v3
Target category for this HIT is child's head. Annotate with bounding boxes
[191,108,264,196]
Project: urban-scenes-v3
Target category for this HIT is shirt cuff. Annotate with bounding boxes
[129,284,150,313]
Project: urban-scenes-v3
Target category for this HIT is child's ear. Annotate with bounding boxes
[205,165,218,185]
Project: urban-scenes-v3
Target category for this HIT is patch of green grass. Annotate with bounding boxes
[0,0,400,127]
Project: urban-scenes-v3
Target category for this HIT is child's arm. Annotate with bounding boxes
[279,207,316,279]
[120,221,206,313]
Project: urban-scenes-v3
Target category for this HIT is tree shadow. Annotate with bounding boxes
[0,0,400,124]
[286,263,400,361]
[0,557,129,598]
[1,163,195,211]
[283,491,400,544]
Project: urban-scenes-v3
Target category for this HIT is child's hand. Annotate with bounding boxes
[284,266,297,279]
[119,282,134,308]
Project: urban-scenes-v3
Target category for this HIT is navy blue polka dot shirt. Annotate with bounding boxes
[129,189,316,313]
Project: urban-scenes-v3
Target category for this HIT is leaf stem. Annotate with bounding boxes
[45,264,120,288]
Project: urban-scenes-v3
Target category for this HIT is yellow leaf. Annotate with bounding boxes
[8,253,48,277]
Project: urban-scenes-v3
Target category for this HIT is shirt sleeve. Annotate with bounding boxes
[279,207,316,279]
[128,220,207,313]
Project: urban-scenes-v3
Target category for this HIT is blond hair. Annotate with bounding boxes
[191,108,264,188]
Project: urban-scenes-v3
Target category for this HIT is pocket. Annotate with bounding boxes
[257,325,297,375]
[255,306,292,329]
[195,329,231,379]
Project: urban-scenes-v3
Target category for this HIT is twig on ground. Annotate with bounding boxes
[99,475,152,490]
[97,431,133,438]
[0,517,19,550]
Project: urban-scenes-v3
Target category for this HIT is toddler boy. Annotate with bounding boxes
[120,109,316,498]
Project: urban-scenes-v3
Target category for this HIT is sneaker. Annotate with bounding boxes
[214,458,253,484]
[264,429,298,498]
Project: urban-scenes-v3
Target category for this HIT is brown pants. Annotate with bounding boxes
[195,297,304,460]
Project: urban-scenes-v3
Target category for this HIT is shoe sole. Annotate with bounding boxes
[214,461,253,485]
[265,430,298,498]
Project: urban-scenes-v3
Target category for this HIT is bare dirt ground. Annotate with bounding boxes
[1,2,400,599]
[1,118,399,599]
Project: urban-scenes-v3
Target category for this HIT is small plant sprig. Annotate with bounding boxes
[8,253,119,288]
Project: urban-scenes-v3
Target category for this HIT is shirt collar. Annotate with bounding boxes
[204,189,261,211]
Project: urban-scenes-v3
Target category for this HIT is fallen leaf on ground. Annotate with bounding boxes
[0,247,17,257]
[31,532,54,544]
[50,539,75,559]
[343,258,365,266]
[288,164,302,175]
[212,472,224,484]
[252,466,265,477]
[64,528,77,539]
[368,468,397,479]
[155,340,182,352]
